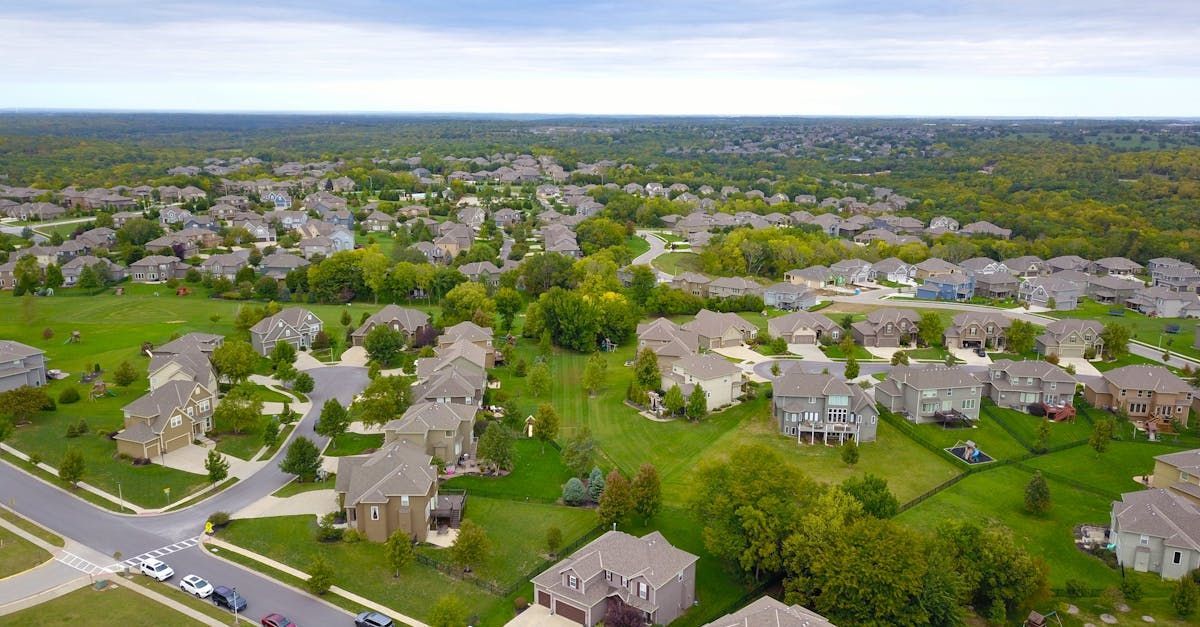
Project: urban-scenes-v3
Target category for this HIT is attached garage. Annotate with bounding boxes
[553,600,586,625]
[537,591,551,608]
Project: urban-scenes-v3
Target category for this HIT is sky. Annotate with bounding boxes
[1,1,1198,117]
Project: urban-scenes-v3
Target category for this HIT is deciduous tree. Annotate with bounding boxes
[598,469,633,527]
[211,339,258,384]
[840,474,898,518]
[450,520,491,572]
[663,384,685,416]
[533,403,560,451]
[631,463,662,523]
[385,529,414,577]
[363,324,405,366]
[634,348,660,390]
[562,427,596,477]
[1025,471,1051,514]
[1006,320,1038,355]
[355,375,412,427]
[280,436,322,482]
[686,385,707,420]
[476,422,514,471]
[316,399,350,439]
[205,450,230,484]
[59,448,85,486]
[917,311,945,348]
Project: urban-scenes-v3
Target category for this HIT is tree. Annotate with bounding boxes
[280,436,322,482]
[356,375,412,427]
[12,257,40,296]
[598,469,633,527]
[528,362,551,397]
[1090,418,1115,455]
[442,282,496,328]
[1172,576,1198,617]
[891,350,910,366]
[562,427,597,477]
[204,450,230,484]
[545,526,563,557]
[844,354,860,380]
[533,403,560,451]
[576,217,626,255]
[663,384,685,417]
[269,340,297,369]
[935,520,1046,622]
[631,463,662,523]
[917,311,945,347]
[562,477,587,505]
[840,439,860,466]
[582,353,607,395]
[476,422,515,471]
[0,386,52,423]
[291,371,315,394]
[44,263,63,290]
[1100,322,1132,359]
[262,417,280,449]
[841,474,899,519]
[213,384,263,434]
[59,448,85,486]
[627,265,657,307]
[254,276,279,300]
[587,467,606,502]
[450,519,491,572]
[363,325,405,366]
[635,348,661,390]
[316,399,350,439]
[340,309,352,327]
[305,554,333,595]
[385,529,414,577]
[211,339,258,384]
[1006,320,1038,355]
[604,600,646,627]
[685,385,707,420]
[1034,419,1051,454]
[494,287,523,333]
[428,595,468,627]
[1025,471,1051,514]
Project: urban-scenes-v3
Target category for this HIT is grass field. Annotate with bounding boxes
[1049,299,1199,361]
[272,474,336,498]
[1,583,204,626]
[909,410,1032,462]
[983,402,1093,450]
[323,432,383,457]
[651,251,702,276]
[626,234,650,258]
[445,439,574,502]
[0,509,64,547]
[0,526,51,578]
[819,342,875,360]
[1023,440,1183,496]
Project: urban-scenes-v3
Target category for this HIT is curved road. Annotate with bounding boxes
[0,365,369,624]
[632,230,677,282]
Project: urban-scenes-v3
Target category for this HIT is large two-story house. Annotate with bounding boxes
[943,311,1011,350]
[636,318,701,371]
[383,401,476,463]
[114,380,215,460]
[768,311,840,345]
[129,255,186,282]
[249,308,324,356]
[980,360,1077,412]
[1084,365,1193,428]
[1111,489,1200,580]
[875,365,982,423]
[683,310,757,349]
[351,305,432,347]
[773,372,878,444]
[1149,449,1200,507]
[1036,319,1105,359]
[0,341,47,392]
[662,354,744,411]
[532,530,698,627]
[335,441,451,543]
[850,308,918,348]
[1018,276,1082,310]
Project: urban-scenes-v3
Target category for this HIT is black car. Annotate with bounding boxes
[212,586,248,612]
[974,346,987,357]
[354,611,395,627]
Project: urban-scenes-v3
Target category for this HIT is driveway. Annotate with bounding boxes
[505,604,579,627]
[340,346,369,367]
[711,345,769,365]
[786,343,831,361]
[1059,357,1102,377]
[160,443,265,478]
[950,347,992,366]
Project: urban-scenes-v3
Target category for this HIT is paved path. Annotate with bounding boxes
[632,230,674,282]
[0,365,369,624]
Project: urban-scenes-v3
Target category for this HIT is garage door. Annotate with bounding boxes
[537,591,551,608]
[554,600,586,625]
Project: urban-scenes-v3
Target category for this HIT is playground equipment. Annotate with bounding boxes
[65,330,81,344]
[947,439,994,465]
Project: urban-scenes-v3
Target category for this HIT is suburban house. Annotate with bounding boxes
[707,277,763,299]
[1110,489,1200,580]
[828,259,872,287]
[1036,319,1105,359]
[363,211,396,232]
[683,310,757,349]
[259,252,309,280]
[959,220,1011,239]
[1125,287,1200,318]
[412,359,486,406]
[1087,275,1141,305]
[1092,257,1144,277]
[61,256,125,286]
[871,257,916,285]
[335,441,455,543]
[915,273,975,301]
[762,283,817,311]
[702,596,833,627]
[531,530,698,627]
[129,255,186,282]
[383,401,476,463]
[943,311,1011,350]
[458,261,504,287]
[249,308,324,356]
[351,305,432,347]
[1018,276,1082,310]
[973,271,1019,300]
[914,258,963,281]
[438,321,496,367]
[773,372,878,444]
[1083,365,1193,428]
[980,360,1077,412]
[1149,258,1200,293]
[850,308,919,347]
[1003,256,1046,279]
[875,365,983,423]
[662,353,744,411]
[148,343,219,393]
[636,318,700,370]
[784,266,829,289]
[114,380,215,460]
[0,341,47,392]
[767,311,841,346]
[1149,449,1200,507]
[199,251,250,281]
[672,272,711,298]
[1046,255,1092,274]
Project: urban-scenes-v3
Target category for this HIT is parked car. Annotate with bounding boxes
[261,614,296,627]
[974,346,987,357]
[354,611,395,627]
[212,586,248,612]
[139,558,174,582]
[179,574,214,598]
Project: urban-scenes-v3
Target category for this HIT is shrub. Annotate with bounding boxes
[1045,352,1060,365]
[514,597,528,612]
[316,512,343,542]
[514,358,528,377]
[1064,579,1091,597]
[207,511,231,528]
[1121,577,1144,602]
[57,387,80,404]
[342,529,363,543]
[27,453,41,466]
[42,328,53,340]
[562,477,587,505]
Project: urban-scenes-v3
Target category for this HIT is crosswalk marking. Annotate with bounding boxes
[103,536,203,573]
[57,551,106,575]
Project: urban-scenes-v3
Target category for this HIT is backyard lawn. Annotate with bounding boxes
[907,410,1032,462]
[651,251,703,276]
[1049,299,1200,361]
[1023,440,1184,497]
[982,402,1094,450]
[445,438,573,502]
[323,432,384,457]
[1,583,204,626]
[0,526,51,578]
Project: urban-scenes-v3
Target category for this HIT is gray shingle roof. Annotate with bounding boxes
[702,596,835,627]
[336,441,436,506]
[1113,489,1200,552]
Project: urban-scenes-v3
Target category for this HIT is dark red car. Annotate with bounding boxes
[261,614,296,627]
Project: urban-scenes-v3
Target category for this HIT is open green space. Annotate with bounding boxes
[983,402,1093,450]
[324,432,384,457]
[0,526,51,578]
[625,234,650,258]
[907,409,1032,462]
[819,342,874,360]
[0,509,64,547]
[244,383,292,403]
[0,583,204,626]
[1023,440,1184,497]
[272,474,336,498]
[212,420,270,461]
[651,251,703,276]
[445,438,573,502]
[1049,299,1200,361]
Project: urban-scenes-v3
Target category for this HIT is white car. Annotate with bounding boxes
[139,558,174,582]
[179,574,213,598]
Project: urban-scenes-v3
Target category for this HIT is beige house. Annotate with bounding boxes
[1083,365,1193,427]
[662,353,743,411]
[351,305,431,347]
[683,310,757,349]
[115,380,215,459]
[636,318,700,371]
[438,321,496,367]
[383,401,477,463]
[1036,318,1105,359]
[850,308,918,348]
[335,441,462,543]
[768,311,840,345]
[943,311,1010,350]
[1150,449,1200,507]
[532,531,698,626]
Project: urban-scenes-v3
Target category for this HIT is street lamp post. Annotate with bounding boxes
[117,481,123,512]
[232,587,238,625]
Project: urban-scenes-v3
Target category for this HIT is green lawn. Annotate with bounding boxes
[626,234,651,258]
[244,383,292,403]
[902,346,955,362]
[983,402,1093,450]
[0,526,51,578]
[218,515,500,623]
[651,251,702,276]
[445,438,574,502]
[212,423,268,461]
[1,583,205,626]
[324,432,384,457]
[272,474,336,498]
[1049,299,1200,361]
[1023,440,1184,497]
[906,409,1032,462]
[819,343,875,360]
[0,509,64,547]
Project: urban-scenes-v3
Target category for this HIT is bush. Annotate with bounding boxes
[1064,579,1091,597]
[207,511,231,528]
[316,512,343,542]
[42,328,53,340]
[27,453,41,466]
[1121,577,1144,602]
[64,418,88,438]
[514,597,528,612]
[1045,352,1060,365]
[342,529,363,543]
[57,387,80,404]
[514,358,528,377]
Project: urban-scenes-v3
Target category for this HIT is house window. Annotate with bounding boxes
[200,399,210,412]
[1140,535,1149,545]
[961,399,977,410]
[638,582,648,599]
[169,415,182,428]
[370,506,380,521]
[400,495,410,507]
[568,575,578,589]
[1174,551,1183,565]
